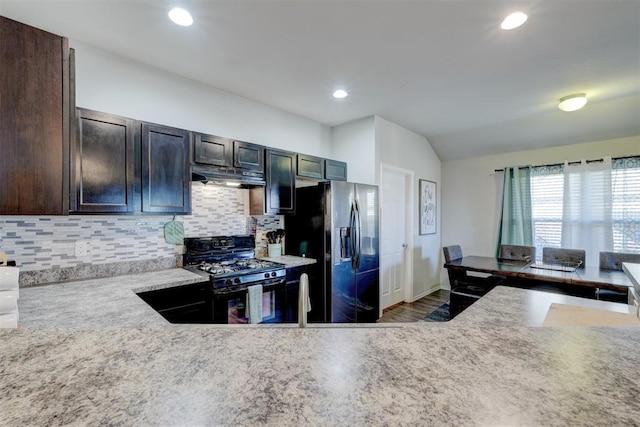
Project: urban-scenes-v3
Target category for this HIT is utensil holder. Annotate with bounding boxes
[267,243,282,257]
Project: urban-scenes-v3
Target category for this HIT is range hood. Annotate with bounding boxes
[191,164,266,188]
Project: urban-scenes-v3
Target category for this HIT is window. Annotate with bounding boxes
[612,157,640,253]
[530,165,563,257]
[529,156,640,259]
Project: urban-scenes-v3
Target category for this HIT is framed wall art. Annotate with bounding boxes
[419,179,436,235]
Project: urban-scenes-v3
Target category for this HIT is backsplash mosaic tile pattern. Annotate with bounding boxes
[0,183,284,281]
[183,183,248,237]
[254,216,285,257]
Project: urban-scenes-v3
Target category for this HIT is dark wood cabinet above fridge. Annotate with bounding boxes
[296,154,347,181]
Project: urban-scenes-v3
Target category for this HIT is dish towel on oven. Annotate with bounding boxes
[247,284,263,324]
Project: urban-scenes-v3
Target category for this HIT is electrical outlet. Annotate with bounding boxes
[74,240,89,258]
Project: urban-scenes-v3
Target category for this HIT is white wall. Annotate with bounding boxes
[330,116,376,184]
[441,134,640,286]
[72,41,332,157]
[374,117,442,299]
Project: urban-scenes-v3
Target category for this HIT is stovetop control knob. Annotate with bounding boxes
[234,277,241,284]
[271,271,277,277]
[264,273,270,278]
[225,279,232,286]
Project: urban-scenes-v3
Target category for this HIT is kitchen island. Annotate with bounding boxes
[2,271,640,425]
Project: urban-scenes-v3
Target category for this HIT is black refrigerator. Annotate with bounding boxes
[285,181,379,323]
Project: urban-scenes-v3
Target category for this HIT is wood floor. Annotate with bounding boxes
[377,289,450,323]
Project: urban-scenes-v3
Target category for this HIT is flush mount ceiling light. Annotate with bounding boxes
[168,7,193,26]
[332,89,348,99]
[501,12,528,30]
[558,93,588,112]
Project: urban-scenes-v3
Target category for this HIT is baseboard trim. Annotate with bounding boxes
[408,284,442,303]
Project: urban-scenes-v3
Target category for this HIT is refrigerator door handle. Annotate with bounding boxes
[349,200,358,267]
[339,226,351,261]
[353,199,361,269]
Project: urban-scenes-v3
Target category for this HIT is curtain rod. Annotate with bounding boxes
[493,154,639,173]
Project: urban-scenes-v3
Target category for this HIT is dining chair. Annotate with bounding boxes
[499,244,536,262]
[542,247,586,267]
[442,245,501,317]
[596,251,640,302]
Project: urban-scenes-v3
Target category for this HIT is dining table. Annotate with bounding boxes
[444,255,633,294]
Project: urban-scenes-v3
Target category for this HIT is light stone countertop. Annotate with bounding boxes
[17,269,206,328]
[17,260,315,328]
[4,270,640,425]
[454,285,636,327]
[258,254,317,267]
[623,262,640,293]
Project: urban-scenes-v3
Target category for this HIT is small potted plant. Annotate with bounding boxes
[265,229,285,257]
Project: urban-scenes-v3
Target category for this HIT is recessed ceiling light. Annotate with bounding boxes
[501,12,528,30]
[333,89,348,99]
[558,93,588,112]
[168,7,193,26]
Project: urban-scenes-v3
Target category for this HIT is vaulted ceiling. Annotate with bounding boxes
[2,0,639,161]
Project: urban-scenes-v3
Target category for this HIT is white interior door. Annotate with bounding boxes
[380,166,411,310]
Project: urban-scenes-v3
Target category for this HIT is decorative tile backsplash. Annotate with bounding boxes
[0,182,283,277]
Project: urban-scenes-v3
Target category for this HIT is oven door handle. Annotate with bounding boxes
[213,279,285,295]
[262,279,286,291]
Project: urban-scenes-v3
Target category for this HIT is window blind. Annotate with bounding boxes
[528,156,640,258]
[612,157,640,252]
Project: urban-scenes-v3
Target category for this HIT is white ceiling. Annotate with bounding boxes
[2,0,639,161]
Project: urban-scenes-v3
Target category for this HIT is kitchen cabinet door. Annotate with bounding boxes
[72,109,136,213]
[0,16,71,215]
[250,149,296,215]
[141,123,191,214]
[297,154,324,179]
[234,140,264,172]
[193,133,232,167]
[325,159,348,181]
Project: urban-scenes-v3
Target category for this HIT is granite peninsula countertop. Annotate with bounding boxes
[258,254,317,267]
[623,262,640,293]
[17,257,315,328]
[3,269,640,425]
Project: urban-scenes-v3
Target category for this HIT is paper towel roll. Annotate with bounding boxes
[0,266,19,291]
[0,290,18,314]
[0,311,18,328]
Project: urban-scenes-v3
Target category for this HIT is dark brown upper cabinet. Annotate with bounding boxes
[234,140,264,171]
[0,16,72,215]
[297,154,324,179]
[296,154,347,181]
[141,123,192,214]
[72,109,136,213]
[250,149,296,215]
[325,159,348,181]
[193,133,233,167]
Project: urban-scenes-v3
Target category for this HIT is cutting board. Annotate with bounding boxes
[543,303,640,327]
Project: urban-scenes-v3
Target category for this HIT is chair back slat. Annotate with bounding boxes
[443,245,463,263]
[499,245,536,261]
[542,247,586,267]
[599,251,640,271]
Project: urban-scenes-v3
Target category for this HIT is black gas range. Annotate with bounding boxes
[182,235,288,324]
[138,235,288,324]
[183,235,286,290]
